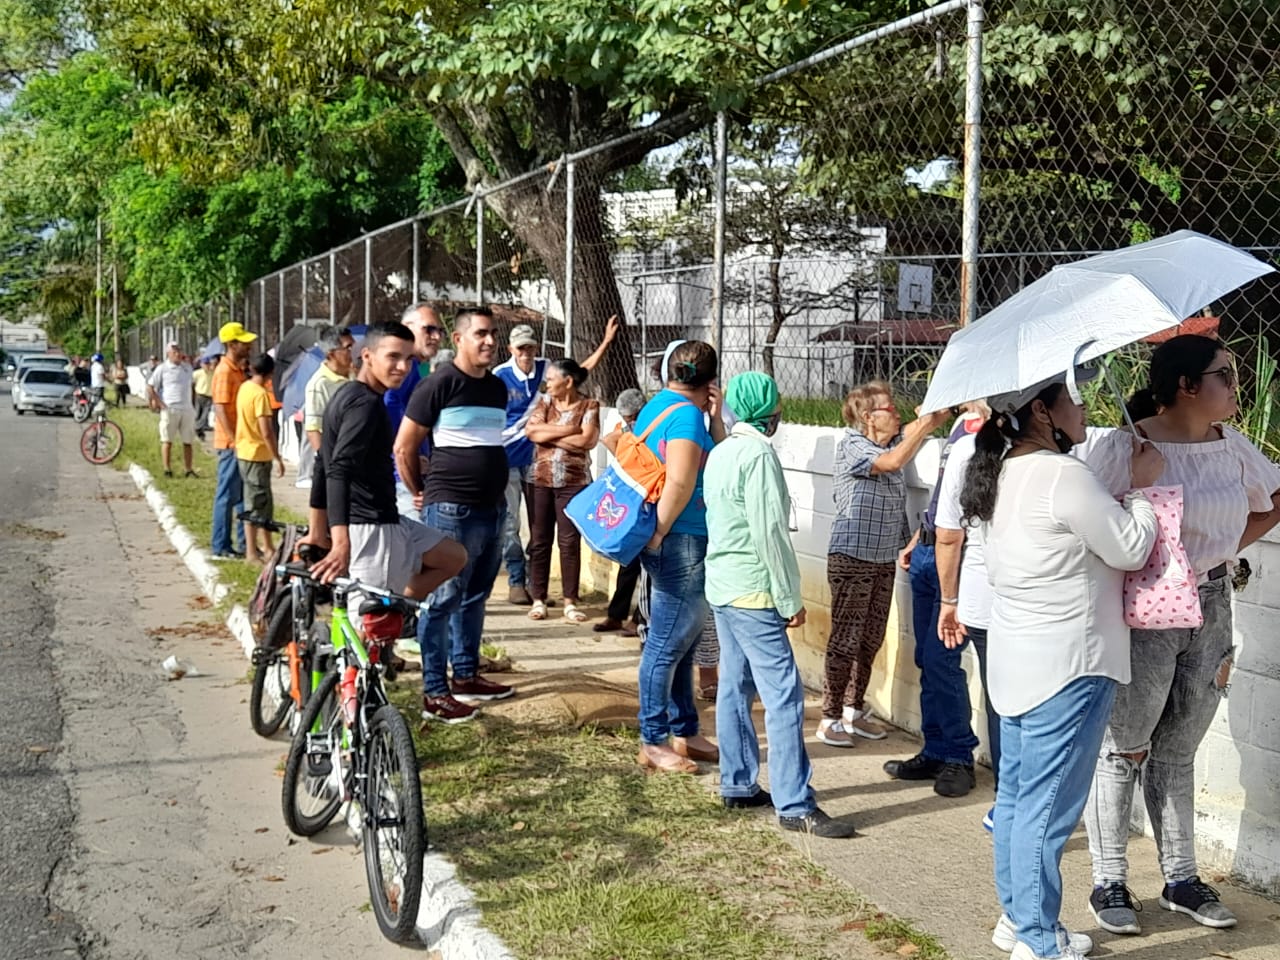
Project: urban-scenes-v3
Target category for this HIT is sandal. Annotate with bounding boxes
[563,603,587,624]
[528,601,547,621]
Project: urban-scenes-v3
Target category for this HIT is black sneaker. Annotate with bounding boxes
[1089,881,1142,934]
[723,790,773,810]
[933,762,976,797]
[883,753,944,781]
[778,807,857,839]
[1160,876,1237,928]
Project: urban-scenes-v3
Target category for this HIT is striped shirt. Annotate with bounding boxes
[404,361,508,508]
[493,357,548,469]
[1086,424,1280,579]
[828,428,910,563]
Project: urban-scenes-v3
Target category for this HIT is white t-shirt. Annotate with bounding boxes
[1086,425,1280,579]
[985,451,1156,716]
[149,360,195,410]
[933,435,990,629]
[90,361,106,389]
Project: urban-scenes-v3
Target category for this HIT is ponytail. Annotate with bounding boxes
[961,418,1016,524]
[1126,387,1159,422]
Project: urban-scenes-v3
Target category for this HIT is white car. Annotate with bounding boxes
[13,367,76,415]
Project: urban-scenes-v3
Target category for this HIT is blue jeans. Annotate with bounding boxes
[713,604,816,818]
[211,448,244,554]
[417,502,505,697]
[994,675,1117,958]
[967,625,1002,791]
[637,533,708,745]
[502,466,530,587]
[910,544,979,765]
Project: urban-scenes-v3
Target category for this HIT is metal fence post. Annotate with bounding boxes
[411,220,420,305]
[959,0,985,327]
[364,235,372,325]
[710,111,729,355]
[564,161,576,355]
[329,250,336,323]
[278,272,286,340]
[259,280,266,340]
[475,194,485,304]
[301,262,308,326]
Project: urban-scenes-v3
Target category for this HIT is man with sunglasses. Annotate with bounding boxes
[385,303,446,518]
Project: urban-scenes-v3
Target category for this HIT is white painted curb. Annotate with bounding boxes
[125,461,513,959]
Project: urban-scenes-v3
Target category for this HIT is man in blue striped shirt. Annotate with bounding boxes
[493,316,618,604]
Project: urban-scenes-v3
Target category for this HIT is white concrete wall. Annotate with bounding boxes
[581,416,1280,893]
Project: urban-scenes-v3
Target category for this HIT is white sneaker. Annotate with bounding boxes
[997,917,1092,957]
[815,718,856,747]
[841,707,887,740]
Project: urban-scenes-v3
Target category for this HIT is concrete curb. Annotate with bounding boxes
[124,461,514,959]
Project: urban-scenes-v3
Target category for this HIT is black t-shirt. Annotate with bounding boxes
[315,380,398,526]
[404,361,508,508]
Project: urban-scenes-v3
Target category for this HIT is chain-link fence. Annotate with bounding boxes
[133,0,1280,432]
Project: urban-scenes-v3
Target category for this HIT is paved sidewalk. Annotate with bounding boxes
[273,479,1280,960]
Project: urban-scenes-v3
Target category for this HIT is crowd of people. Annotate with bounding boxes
[127,309,1277,960]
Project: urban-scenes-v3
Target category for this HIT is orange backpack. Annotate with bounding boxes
[615,401,693,503]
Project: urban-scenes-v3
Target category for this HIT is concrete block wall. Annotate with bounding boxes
[582,412,1280,893]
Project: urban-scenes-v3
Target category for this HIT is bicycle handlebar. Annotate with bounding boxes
[239,512,308,536]
[275,564,430,613]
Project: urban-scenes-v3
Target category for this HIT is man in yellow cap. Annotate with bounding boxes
[210,321,257,558]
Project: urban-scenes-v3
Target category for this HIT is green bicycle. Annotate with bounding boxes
[279,564,426,943]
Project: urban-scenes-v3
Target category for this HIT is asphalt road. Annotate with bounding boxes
[0,396,86,957]
[0,393,419,959]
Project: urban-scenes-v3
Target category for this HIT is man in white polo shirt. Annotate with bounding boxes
[147,342,198,478]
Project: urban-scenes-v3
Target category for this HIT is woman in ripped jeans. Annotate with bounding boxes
[1084,335,1280,934]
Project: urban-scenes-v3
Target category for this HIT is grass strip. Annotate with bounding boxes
[384,678,941,960]
[108,405,304,606]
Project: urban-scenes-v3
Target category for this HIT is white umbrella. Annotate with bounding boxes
[920,230,1275,414]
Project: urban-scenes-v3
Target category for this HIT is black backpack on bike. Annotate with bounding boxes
[248,523,304,643]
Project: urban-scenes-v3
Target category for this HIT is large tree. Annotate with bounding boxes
[88,0,909,393]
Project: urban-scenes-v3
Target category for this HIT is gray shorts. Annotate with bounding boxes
[238,459,273,522]
[349,517,448,598]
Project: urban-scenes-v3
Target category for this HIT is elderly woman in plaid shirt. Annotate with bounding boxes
[816,381,947,747]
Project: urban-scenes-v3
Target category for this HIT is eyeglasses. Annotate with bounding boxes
[1201,365,1237,388]
[422,325,444,336]
[1203,363,1233,386]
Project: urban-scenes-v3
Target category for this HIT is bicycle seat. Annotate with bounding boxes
[358,597,418,617]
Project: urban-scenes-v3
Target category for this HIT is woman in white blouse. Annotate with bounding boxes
[948,371,1161,960]
[1082,335,1280,935]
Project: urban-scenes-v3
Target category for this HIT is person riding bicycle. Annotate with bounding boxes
[307,322,465,662]
[87,353,108,408]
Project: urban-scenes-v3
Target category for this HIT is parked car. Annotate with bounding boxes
[12,368,75,416]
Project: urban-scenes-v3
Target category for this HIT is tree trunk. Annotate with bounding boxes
[485,173,638,401]
[761,249,786,382]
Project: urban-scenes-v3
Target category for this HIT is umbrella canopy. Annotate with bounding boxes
[272,324,321,397]
[920,231,1274,413]
[278,325,366,419]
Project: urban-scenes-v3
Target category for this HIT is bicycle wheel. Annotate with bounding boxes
[72,400,90,423]
[362,705,426,942]
[80,419,124,464]
[249,599,295,737]
[281,670,344,836]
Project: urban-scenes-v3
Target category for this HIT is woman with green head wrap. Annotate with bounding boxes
[702,372,856,838]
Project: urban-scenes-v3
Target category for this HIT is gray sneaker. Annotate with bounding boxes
[1089,882,1141,934]
[1160,876,1238,929]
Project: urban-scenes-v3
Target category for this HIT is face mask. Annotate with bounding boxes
[762,412,782,437]
[1046,413,1075,453]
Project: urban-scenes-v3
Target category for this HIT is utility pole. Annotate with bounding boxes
[95,217,103,352]
[111,259,120,358]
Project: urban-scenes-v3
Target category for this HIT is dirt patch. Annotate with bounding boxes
[93,492,142,502]
[2,523,65,541]
[145,621,227,642]
[489,671,638,730]
[187,596,212,610]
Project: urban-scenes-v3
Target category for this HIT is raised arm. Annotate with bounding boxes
[579,315,619,372]
[1056,464,1157,571]
[870,410,949,475]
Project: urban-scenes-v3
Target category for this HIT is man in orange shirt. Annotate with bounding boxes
[210,321,257,558]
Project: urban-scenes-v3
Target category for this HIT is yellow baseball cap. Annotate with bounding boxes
[218,321,257,344]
